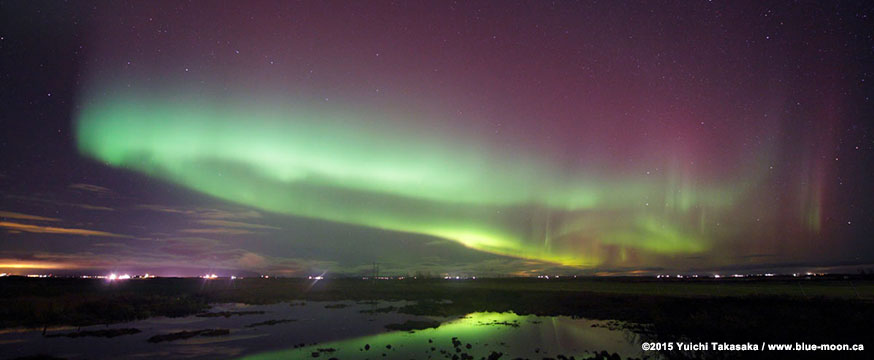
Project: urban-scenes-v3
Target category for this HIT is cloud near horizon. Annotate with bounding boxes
[0,221,129,238]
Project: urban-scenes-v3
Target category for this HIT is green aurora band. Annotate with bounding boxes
[75,94,766,268]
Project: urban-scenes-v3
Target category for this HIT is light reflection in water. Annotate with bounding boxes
[241,312,642,359]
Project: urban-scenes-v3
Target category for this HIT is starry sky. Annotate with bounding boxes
[1,1,873,277]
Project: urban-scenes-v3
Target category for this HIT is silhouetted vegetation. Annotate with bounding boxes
[245,318,297,327]
[194,310,264,318]
[43,328,141,338]
[384,319,441,331]
[146,328,229,343]
[359,305,396,314]
[10,356,67,360]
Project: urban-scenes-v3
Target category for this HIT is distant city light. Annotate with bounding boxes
[104,273,132,280]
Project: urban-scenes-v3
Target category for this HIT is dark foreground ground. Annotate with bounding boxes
[1,276,872,359]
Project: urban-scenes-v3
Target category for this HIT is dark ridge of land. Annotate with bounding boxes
[146,328,230,343]
[9,356,68,360]
[244,318,297,327]
[383,319,441,331]
[43,328,141,338]
[1,276,873,359]
[359,305,396,314]
[194,310,265,318]
[476,319,519,328]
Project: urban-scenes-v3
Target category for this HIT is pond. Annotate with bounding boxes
[0,301,643,359]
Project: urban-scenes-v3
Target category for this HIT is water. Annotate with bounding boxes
[0,301,642,359]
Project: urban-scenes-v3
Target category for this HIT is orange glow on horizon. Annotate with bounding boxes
[0,261,73,270]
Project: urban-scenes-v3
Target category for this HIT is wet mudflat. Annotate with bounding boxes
[6,277,870,359]
[241,311,642,360]
[0,301,641,360]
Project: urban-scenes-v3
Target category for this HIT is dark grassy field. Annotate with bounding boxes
[1,276,872,359]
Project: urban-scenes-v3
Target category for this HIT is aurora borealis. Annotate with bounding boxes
[75,92,726,267]
[2,1,873,276]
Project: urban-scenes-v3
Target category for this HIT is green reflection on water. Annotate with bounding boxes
[240,312,641,359]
